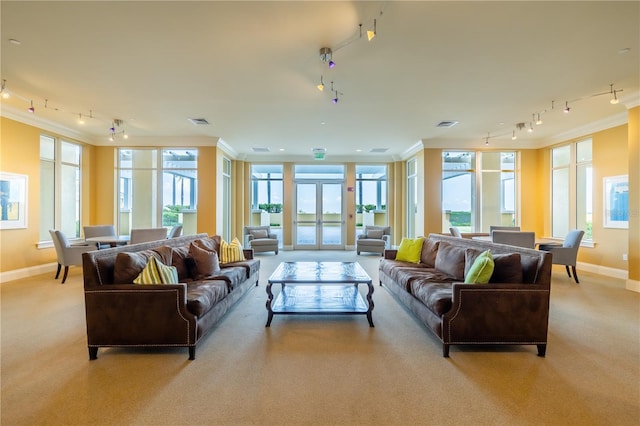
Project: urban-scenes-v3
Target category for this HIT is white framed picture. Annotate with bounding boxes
[0,172,28,230]
[603,175,628,229]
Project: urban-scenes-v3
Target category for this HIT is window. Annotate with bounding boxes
[355,164,387,236]
[251,164,283,244]
[39,135,81,241]
[442,152,475,233]
[442,151,517,233]
[407,158,417,238]
[118,149,197,236]
[551,139,592,239]
[222,157,231,241]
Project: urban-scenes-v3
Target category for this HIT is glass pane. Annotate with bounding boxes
[251,164,283,179]
[163,149,197,169]
[442,171,473,233]
[39,160,55,241]
[296,183,316,245]
[60,164,80,237]
[355,164,386,179]
[162,170,197,229]
[577,164,592,239]
[577,139,592,163]
[552,168,570,238]
[40,135,55,160]
[126,169,158,232]
[552,145,570,167]
[61,141,80,165]
[443,152,475,171]
[322,183,342,245]
[501,152,516,170]
[294,164,344,179]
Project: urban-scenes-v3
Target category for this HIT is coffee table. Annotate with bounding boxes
[266,261,374,327]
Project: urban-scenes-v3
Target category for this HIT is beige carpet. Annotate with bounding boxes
[1,250,639,426]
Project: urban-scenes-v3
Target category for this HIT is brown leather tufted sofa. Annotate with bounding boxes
[82,233,259,360]
[379,233,552,357]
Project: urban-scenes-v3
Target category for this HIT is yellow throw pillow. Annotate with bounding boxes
[220,237,246,264]
[464,250,494,284]
[395,237,424,263]
[133,256,179,284]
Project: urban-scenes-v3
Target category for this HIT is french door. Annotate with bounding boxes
[294,181,344,250]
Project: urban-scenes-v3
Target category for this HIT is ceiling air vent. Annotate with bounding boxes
[436,120,459,128]
[252,147,270,153]
[369,148,388,153]
[188,118,210,125]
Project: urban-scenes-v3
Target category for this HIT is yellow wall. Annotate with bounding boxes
[1,114,637,282]
[627,107,639,285]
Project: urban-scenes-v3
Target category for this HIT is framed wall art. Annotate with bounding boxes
[0,172,28,230]
[603,175,628,229]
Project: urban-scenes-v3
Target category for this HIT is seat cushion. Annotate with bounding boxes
[186,280,229,317]
[410,280,453,316]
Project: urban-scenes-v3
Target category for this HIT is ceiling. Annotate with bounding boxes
[1,1,639,162]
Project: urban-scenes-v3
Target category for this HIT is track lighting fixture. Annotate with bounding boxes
[319,47,335,68]
[528,122,534,133]
[511,130,517,140]
[367,19,377,41]
[28,100,35,113]
[0,79,9,99]
[109,119,128,141]
[317,76,324,92]
[564,101,570,113]
[332,91,339,104]
[536,113,543,125]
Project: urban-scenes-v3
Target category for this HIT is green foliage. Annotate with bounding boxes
[258,203,282,213]
[449,211,471,226]
[163,205,188,226]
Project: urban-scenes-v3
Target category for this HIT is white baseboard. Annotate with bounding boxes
[576,261,628,280]
[0,263,58,284]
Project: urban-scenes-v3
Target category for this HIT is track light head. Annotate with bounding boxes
[610,90,619,104]
[367,19,377,41]
[317,76,324,92]
[564,101,570,113]
[28,100,35,113]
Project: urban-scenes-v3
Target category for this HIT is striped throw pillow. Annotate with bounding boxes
[220,237,245,264]
[133,256,179,284]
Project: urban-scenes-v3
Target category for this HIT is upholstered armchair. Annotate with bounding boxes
[243,225,278,254]
[129,228,168,244]
[168,225,183,238]
[50,229,95,283]
[83,225,118,249]
[538,229,585,284]
[357,225,391,255]
[491,230,536,249]
[489,225,520,236]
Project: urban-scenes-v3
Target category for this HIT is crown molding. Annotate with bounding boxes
[1,104,92,143]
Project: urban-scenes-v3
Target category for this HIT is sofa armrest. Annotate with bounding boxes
[84,283,197,347]
[383,249,397,259]
[243,248,254,260]
[443,282,550,344]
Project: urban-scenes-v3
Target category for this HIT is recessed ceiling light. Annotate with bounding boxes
[436,121,459,128]
[279,148,285,152]
[618,47,631,54]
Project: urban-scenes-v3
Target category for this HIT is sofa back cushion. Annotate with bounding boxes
[434,241,466,281]
[113,246,173,284]
[420,238,439,267]
[189,242,221,279]
[464,248,524,284]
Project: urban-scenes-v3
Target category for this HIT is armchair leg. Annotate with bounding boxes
[55,263,61,279]
[571,266,580,284]
[565,265,571,278]
[61,266,70,284]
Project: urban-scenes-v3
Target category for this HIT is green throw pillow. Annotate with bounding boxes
[134,256,179,285]
[464,250,494,284]
[395,237,424,264]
